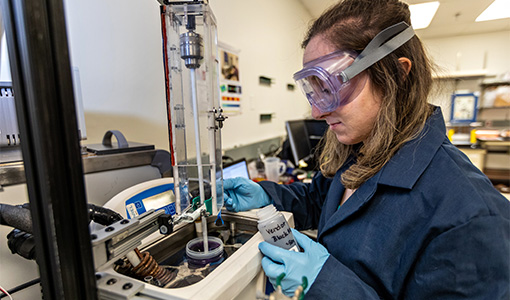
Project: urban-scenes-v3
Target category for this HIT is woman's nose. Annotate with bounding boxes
[311,105,328,119]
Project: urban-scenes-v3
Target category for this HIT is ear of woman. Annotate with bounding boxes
[398,57,412,75]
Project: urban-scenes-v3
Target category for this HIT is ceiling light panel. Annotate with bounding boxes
[409,1,440,29]
[476,0,510,22]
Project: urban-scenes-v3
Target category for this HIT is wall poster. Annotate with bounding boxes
[219,42,242,115]
[450,93,479,123]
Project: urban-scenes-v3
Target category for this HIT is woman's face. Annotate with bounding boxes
[304,35,382,145]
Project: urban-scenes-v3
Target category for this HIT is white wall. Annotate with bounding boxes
[63,0,312,151]
[423,31,510,76]
[421,30,510,120]
[63,0,510,150]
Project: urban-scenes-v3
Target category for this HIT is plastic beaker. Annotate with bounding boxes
[264,157,286,183]
[185,236,224,268]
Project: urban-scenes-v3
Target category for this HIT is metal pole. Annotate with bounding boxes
[0,0,97,298]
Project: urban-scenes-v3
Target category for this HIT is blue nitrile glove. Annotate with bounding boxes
[259,228,330,296]
[223,177,271,212]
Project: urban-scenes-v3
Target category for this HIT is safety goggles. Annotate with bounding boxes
[293,21,415,113]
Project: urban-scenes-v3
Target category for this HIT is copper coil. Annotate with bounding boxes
[116,249,177,286]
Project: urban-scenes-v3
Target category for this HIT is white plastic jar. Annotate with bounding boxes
[256,204,300,252]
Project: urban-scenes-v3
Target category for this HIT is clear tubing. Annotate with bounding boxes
[173,167,181,215]
[208,112,217,215]
[190,69,209,253]
[211,27,221,216]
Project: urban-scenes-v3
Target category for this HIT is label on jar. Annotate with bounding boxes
[261,220,300,252]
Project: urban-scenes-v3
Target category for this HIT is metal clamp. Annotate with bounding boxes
[91,210,173,271]
[207,107,227,130]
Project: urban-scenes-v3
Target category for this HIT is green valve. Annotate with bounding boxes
[299,276,308,300]
[276,273,286,287]
[192,196,213,215]
[192,196,200,210]
[204,197,213,215]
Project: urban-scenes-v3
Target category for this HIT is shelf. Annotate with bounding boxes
[1,149,162,186]
[484,168,510,181]
[480,140,510,147]
[479,106,510,110]
[446,121,484,127]
[480,81,510,88]
[433,70,495,80]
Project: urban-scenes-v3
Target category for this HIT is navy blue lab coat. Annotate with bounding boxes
[259,108,510,299]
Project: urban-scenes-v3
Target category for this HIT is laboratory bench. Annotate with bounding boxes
[457,139,510,196]
[479,140,510,184]
[0,146,170,206]
[1,146,169,181]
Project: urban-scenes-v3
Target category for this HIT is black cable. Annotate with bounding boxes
[0,278,40,299]
[3,203,123,261]
[7,229,36,260]
[0,203,123,230]
[0,204,122,296]
[0,204,33,233]
[88,204,123,226]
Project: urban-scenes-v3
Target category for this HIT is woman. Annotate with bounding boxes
[224,0,510,298]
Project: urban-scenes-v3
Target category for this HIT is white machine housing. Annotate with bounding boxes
[93,178,296,300]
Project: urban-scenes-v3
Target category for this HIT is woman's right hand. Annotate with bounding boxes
[223,177,272,212]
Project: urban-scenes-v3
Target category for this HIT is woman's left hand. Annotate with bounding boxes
[258,228,330,296]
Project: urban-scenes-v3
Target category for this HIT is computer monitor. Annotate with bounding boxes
[222,158,251,179]
[191,159,250,200]
[285,119,328,169]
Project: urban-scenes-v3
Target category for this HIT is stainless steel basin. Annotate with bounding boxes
[115,211,259,289]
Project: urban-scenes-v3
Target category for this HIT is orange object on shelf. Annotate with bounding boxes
[476,129,502,141]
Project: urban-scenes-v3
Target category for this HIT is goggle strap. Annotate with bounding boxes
[341,21,415,82]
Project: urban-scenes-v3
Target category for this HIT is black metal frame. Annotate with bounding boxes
[0,0,97,298]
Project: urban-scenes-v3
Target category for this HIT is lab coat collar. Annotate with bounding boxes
[318,158,354,230]
[318,170,381,240]
[318,106,446,240]
[377,106,446,189]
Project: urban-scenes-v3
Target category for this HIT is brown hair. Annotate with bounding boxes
[303,0,435,189]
